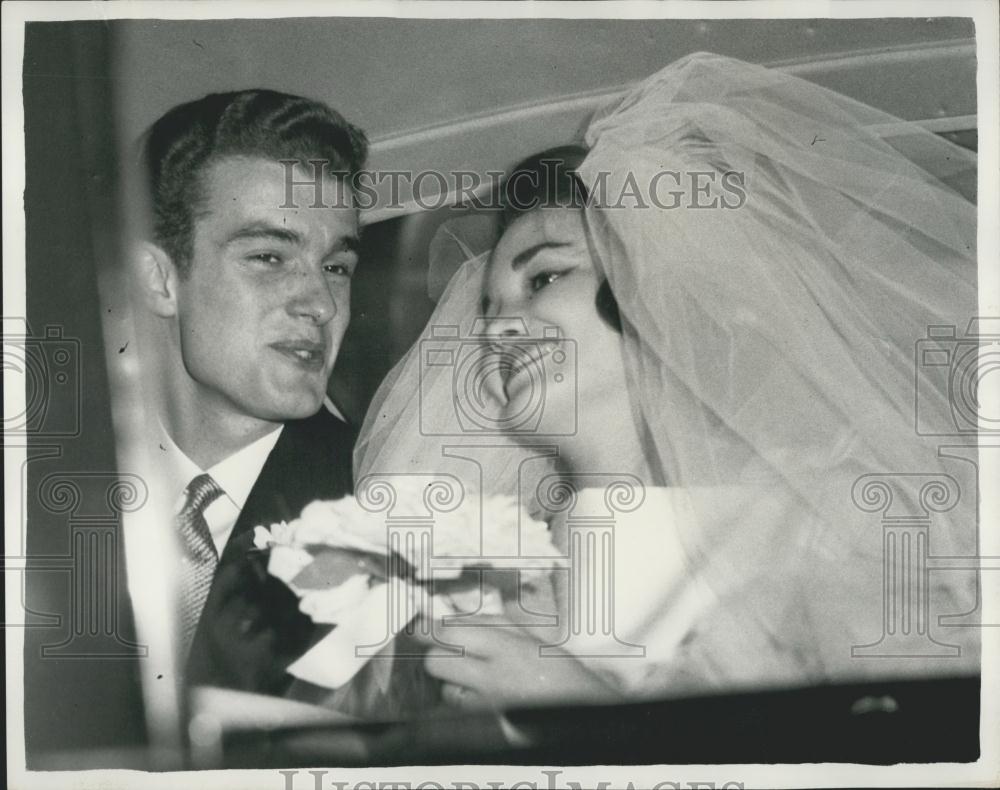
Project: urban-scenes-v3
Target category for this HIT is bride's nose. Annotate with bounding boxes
[478,315,530,339]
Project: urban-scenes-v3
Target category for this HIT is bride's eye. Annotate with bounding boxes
[530,270,564,292]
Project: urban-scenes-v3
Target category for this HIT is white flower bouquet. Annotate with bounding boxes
[254,479,565,694]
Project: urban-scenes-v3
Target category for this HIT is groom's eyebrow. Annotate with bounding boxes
[222,224,359,258]
[224,223,303,246]
[511,241,571,270]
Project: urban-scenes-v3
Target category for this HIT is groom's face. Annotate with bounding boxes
[170,156,358,424]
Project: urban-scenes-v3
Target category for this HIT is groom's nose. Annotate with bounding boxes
[285,270,337,325]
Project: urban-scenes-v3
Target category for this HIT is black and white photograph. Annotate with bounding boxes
[3,1,999,788]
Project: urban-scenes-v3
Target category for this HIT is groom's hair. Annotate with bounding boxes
[142,89,368,276]
[500,145,622,333]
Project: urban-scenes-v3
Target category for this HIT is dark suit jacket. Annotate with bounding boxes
[186,407,356,695]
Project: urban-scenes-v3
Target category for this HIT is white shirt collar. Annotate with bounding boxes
[205,426,283,513]
[157,424,283,554]
[158,427,201,512]
[323,395,346,421]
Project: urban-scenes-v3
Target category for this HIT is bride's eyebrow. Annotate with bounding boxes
[511,241,571,270]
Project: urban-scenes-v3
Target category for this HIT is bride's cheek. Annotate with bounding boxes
[544,282,598,336]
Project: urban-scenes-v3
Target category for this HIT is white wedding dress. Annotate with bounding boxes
[356,52,981,701]
[534,485,718,697]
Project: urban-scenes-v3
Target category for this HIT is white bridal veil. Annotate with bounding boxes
[356,52,980,690]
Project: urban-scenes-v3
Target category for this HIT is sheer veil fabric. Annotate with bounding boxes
[356,53,979,694]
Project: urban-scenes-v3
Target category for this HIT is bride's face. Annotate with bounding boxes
[482,207,628,446]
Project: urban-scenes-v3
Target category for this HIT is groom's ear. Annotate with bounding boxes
[135,241,181,318]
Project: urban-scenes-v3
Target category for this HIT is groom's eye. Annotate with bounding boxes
[324,262,353,277]
[247,252,283,266]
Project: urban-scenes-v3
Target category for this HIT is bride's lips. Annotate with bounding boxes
[500,342,560,400]
[269,338,328,371]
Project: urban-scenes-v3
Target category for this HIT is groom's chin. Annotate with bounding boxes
[258,388,327,423]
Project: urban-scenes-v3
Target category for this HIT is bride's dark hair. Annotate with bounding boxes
[500,145,622,332]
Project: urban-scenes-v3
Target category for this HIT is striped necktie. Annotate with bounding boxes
[176,473,224,655]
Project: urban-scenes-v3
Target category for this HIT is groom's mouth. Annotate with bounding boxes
[269,339,328,371]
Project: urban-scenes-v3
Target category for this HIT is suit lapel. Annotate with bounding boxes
[221,409,355,567]
[187,408,356,693]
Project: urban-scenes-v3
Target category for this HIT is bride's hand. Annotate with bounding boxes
[416,607,623,711]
